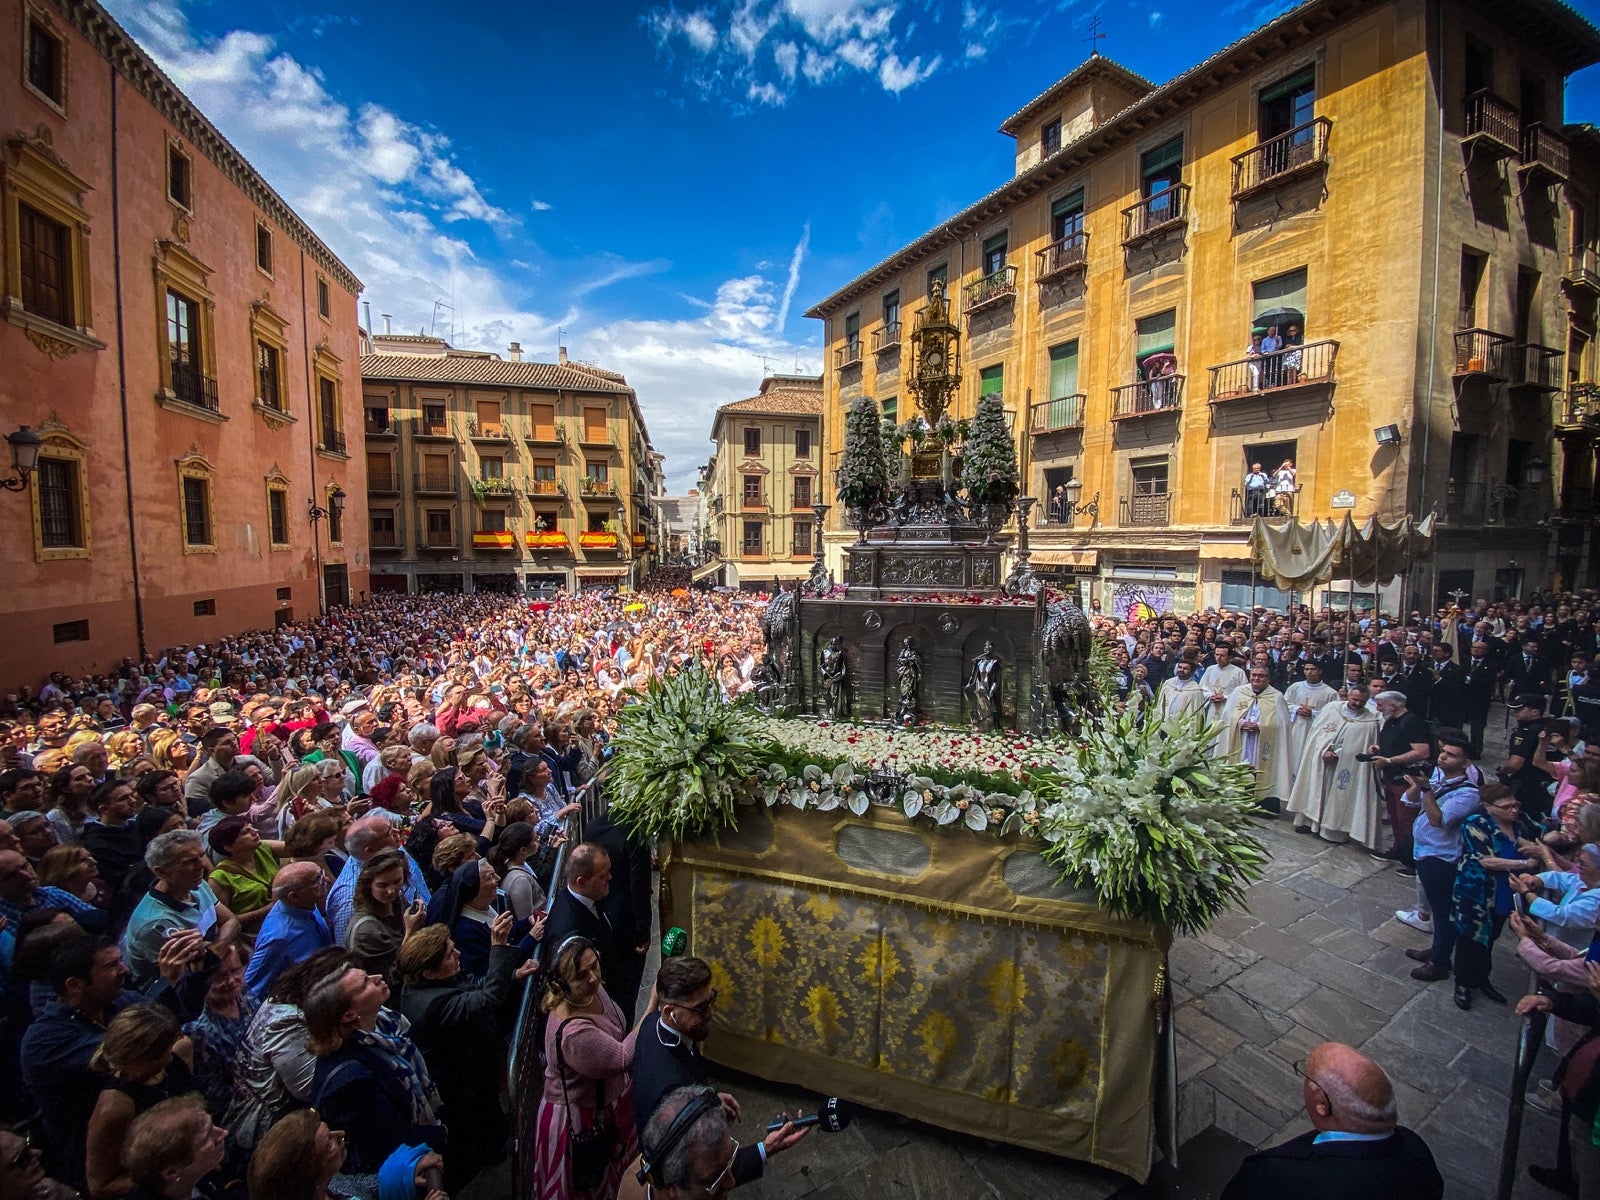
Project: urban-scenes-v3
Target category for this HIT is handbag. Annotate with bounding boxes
[555,1017,619,1192]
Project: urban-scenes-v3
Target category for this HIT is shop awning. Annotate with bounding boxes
[1030,549,1098,568]
[691,561,723,583]
[574,567,628,578]
[1197,541,1253,561]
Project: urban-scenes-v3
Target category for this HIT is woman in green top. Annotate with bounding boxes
[207,815,283,935]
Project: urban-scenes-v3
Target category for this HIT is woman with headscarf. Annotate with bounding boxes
[394,918,538,1190]
[424,859,508,977]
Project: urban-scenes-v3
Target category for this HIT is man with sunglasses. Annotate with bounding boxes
[632,958,807,1189]
[1220,1041,1441,1199]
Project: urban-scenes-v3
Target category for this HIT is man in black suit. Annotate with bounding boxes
[632,957,807,1188]
[1220,1041,1442,1200]
[541,842,623,1002]
[1392,643,1432,717]
[1507,636,1551,704]
[581,810,653,1022]
[1460,640,1499,757]
[1426,642,1465,730]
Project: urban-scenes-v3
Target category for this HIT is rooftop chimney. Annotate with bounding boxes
[558,345,568,365]
[381,313,392,334]
[508,341,523,362]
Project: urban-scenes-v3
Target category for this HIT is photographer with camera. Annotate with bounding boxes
[1400,731,1482,990]
[1365,691,1434,877]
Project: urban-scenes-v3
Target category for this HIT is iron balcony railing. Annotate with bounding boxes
[423,529,456,547]
[417,472,454,493]
[1121,184,1190,244]
[1568,249,1600,297]
[1231,117,1332,197]
[369,529,400,548]
[526,478,564,496]
[1561,386,1600,428]
[1120,492,1172,526]
[835,340,863,369]
[169,359,219,412]
[872,322,902,353]
[580,477,616,497]
[1463,90,1520,156]
[1231,486,1300,524]
[1029,393,1086,434]
[964,265,1018,312]
[1444,480,1486,525]
[1453,328,1513,379]
[319,430,347,455]
[1036,231,1088,280]
[419,418,450,438]
[367,472,399,493]
[791,535,813,557]
[1208,339,1339,400]
[1112,375,1184,419]
[1508,343,1564,391]
[1521,122,1571,180]
[364,413,393,435]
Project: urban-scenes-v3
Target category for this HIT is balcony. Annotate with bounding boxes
[472,530,516,550]
[580,478,618,500]
[1029,393,1086,434]
[1567,249,1600,300]
[368,472,399,495]
[422,529,456,549]
[835,340,863,370]
[468,422,513,442]
[524,425,566,448]
[872,322,902,354]
[578,426,613,449]
[1558,387,1600,434]
[369,529,400,550]
[169,359,220,413]
[1462,90,1520,160]
[1035,232,1088,282]
[525,530,570,552]
[318,430,347,456]
[1231,117,1332,198]
[1519,122,1571,184]
[525,478,566,498]
[417,418,452,440]
[365,412,395,437]
[963,265,1018,314]
[1230,486,1300,524]
[1208,339,1339,401]
[1120,493,1172,527]
[1453,328,1513,380]
[416,472,455,496]
[473,477,517,497]
[1121,184,1190,245]
[1507,343,1564,392]
[578,531,621,551]
[1112,375,1184,419]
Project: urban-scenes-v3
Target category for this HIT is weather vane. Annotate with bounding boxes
[1084,14,1107,54]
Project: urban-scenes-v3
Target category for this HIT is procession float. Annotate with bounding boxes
[603,285,1266,1183]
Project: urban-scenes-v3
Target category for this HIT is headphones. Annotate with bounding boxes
[636,1086,721,1187]
[548,934,595,997]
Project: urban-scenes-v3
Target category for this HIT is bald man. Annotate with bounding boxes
[243,861,332,997]
[1220,1041,1442,1200]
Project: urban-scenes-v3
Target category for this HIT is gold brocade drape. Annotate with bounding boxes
[661,804,1170,1182]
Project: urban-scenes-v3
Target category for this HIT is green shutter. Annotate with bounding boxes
[1136,310,1177,357]
[1252,268,1308,322]
[1049,341,1079,398]
[1260,67,1315,106]
[1141,137,1184,178]
[980,365,1004,396]
[1051,190,1084,220]
[983,232,1008,257]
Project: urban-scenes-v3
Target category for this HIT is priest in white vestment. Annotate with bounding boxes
[1217,666,1292,807]
[1287,680,1384,847]
[1284,660,1339,788]
[1156,651,1208,732]
[1200,645,1248,753]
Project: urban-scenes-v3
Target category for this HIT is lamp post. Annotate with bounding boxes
[307,486,347,614]
[1002,495,1041,597]
[803,501,833,596]
[1060,477,1100,527]
[0,426,42,492]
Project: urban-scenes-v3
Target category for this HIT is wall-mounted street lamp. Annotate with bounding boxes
[1061,477,1100,526]
[308,486,346,524]
[0,426,42,492]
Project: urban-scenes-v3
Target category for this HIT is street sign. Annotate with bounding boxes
[1330,490,1356,509]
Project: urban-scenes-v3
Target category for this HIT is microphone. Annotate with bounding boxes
[766,1096,851,1134]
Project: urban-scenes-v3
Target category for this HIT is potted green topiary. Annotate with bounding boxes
[962,394,1019,530]
[837,398,890,539]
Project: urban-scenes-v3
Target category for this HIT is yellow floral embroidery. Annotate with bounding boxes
[1050,1039,1091,1093]
[804,985,841,1044]
[915,1012,959,1067]
[805,893,841,922]
[748,915,787,969]
[984,958,1028,1014]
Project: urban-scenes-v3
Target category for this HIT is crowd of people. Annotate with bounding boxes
[12,581,1600,1197]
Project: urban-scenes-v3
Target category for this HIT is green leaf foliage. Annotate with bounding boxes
[838,397,890,510]
[961,394,1019,506]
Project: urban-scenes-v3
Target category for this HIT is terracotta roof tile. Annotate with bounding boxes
[718,389,824,416]
[360,354,632,393]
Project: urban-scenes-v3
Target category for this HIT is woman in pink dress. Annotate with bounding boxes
[535,935,658,1200]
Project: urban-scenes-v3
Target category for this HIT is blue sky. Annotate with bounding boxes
[105,0,1600,491]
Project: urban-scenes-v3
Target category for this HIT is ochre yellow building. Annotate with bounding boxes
[702,375,823,591]
[360,335,659,594]
[808,0,1600,615]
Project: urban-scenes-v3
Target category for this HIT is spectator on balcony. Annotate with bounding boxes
[1260,326,1284,388]
[1281,322,1305,384]
[1244,463,1271,517]
[1245,330,1267,391]
[1050,484,1068,525]
[1274,461,1298,515]
[1148,359,1177,409]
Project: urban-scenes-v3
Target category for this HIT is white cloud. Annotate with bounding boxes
[644,0,941,106]
[103,0,819,494]
[1148,11,1165,29]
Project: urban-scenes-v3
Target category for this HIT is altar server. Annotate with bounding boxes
[1155,649,1208,732]
[1287,679,1384,847]
[1284,660,1339,787]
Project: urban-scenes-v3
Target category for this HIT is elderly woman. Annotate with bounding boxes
[363,743,414,797]
[306,963,446,1177]
[146,730,192,777]
[395,918,535,1189]
[536,936,655,1200]
[84,1002,195,1199]
[1450,782,1543,1011]
[283,810,345,887]
[346,850,426,982]
[207,816,281,935]
[120,1096,227,1200]
[37,843,106,908]
[184,937,259,1118]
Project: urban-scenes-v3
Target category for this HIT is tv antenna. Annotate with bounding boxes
[758,354,776,376]
[430,298,453,337]
[1084,14,1107,54]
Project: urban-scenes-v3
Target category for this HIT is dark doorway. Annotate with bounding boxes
[322,564,349,609]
